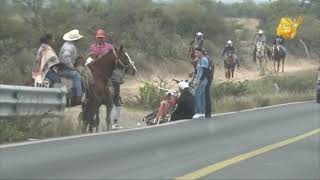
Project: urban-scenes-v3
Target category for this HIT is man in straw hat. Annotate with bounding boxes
[59,29,84,106]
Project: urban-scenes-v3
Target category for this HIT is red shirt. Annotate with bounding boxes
[88,42,113,58]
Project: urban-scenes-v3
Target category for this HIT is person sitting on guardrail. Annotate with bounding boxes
[170,81,195,121]
[32,33,61,87]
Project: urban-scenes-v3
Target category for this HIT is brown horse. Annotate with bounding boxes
[81,46,136,133]
[272,45,286,73]
[224,53,237,79]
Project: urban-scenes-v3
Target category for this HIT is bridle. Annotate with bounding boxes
[112,48,136,71]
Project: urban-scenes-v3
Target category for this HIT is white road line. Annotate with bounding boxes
[0,101,314,149]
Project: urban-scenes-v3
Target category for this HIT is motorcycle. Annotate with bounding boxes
[142,79,193,126]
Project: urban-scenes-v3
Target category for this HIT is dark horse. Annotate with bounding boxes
[272,45,286,73]
[81,46,136,133]
[224,53,238,79]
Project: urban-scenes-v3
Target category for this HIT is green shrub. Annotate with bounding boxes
[0,116,79,144]
[212,80,249,101]
[255,95,271,107]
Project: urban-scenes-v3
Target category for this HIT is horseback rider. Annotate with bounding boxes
[253,29,267,62]
[189,32,204,78]
[87,29,123,129]
[59,29,84,106]
[87,29,113,61]
[273,35,286,53]
[189,32,204,49]
[222,40,240,69]
[170,81,195,121]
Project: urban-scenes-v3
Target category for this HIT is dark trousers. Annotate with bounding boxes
[112,82,122,124]
[205,79,212,118]
[113,82,121,106]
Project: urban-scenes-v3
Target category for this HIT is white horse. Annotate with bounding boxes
[256,41,267,76]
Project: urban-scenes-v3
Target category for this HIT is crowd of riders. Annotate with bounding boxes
[32,29,125,129]
[168,29,287,120]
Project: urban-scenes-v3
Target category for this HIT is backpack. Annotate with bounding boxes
[203,56,214,81]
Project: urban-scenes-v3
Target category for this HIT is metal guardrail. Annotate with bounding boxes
[0,84,67,117]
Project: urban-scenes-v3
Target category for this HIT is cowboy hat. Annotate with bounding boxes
[258,29,264,34]
[227,40,232,44]
[63,29,83,41]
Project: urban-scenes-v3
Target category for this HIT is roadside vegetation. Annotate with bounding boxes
[0,70,317,144]
[0,0,319,144]
[130,70,317,112]
[0,0,319,84]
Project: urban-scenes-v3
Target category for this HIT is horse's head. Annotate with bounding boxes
[113,45,137,76]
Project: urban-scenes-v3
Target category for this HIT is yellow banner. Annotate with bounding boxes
[276,16,304,40]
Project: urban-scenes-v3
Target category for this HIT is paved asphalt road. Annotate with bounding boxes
[1,102,319,179]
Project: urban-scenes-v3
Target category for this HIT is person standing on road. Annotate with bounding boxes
[193,48,209,119]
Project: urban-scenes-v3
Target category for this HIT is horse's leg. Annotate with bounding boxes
[105,88,113,131]
[81,104,92,134]
[233,68,235,78]
[106,103,112,131]
[282,57,285,72]
[80,110,87,134]
[262,58,265,75]
[80,103,87,133]
[259,58,262,75]
[231,67,235,78]
[273,60,276,73]
[263,58,266,75]
[86,99,98,133]
[95,107,100,133]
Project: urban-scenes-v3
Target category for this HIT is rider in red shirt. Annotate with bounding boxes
[87,29,113,61]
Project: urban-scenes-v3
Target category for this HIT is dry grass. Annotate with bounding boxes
[214,91,314,114]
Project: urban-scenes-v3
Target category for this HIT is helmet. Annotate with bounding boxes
[178,81,189,90]
[258,29,264,34]
[227,40,232,44]
[96,29,105,38]
[196,32,203,36]
[165,91,173,96]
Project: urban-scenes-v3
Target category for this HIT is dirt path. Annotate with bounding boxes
[122,56,318,95]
